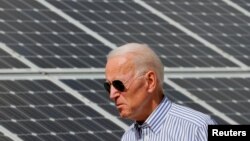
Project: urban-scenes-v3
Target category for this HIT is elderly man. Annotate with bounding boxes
[104,43,217,141]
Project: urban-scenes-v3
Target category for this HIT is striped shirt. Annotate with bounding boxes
[121,96,217,141]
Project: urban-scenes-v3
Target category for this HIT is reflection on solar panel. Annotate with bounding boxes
[0,0,250,140]
[231,0,250,14]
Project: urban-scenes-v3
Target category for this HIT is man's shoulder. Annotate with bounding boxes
[168,103,217,126]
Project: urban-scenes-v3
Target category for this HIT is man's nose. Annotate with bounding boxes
[109,86,120,100]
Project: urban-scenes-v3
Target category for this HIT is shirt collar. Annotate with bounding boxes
[134,96,172,134]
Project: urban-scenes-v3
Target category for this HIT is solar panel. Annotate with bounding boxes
[0,0,250,140]
[0,0,111,68]
[230,0,250,13]
[0,132,13,141]
[170,77,250,124]
[45,0,239,67]
[146,0,250,66]
[0,79,124,141]
[0,47,28,68]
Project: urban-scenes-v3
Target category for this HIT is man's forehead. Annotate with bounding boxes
[106,56,135,76]
[110,56,128,65]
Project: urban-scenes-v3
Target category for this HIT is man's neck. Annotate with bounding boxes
[135,93,165,125]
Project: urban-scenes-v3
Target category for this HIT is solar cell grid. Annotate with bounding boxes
[0,44,29,68]
[0,0,250,140]
[231,0,250,11]
[0,79,124,140]
[0,56,28,68]
[171,77,250,124]
[0,0,111,68]
[47,0,238,67]
[146,0,250,66]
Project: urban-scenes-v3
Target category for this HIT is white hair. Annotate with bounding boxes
[107,43,164,87]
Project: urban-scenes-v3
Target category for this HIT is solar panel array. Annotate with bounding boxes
[0,0,249,140]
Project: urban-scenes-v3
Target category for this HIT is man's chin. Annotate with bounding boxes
[119,111,131,119]
[119,113,128,118]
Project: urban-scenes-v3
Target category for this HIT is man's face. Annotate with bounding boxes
[105,56,149,121]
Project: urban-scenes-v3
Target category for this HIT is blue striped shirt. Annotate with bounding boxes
[121,96,217,141]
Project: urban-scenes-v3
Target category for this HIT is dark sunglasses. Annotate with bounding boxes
[103,74,145,93]
[103,80,126,93]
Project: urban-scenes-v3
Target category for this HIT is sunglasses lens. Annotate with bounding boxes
[113,80,125,92]
[103,80,125,93]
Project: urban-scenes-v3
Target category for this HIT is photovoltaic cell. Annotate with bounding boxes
[146,0,250,66]
[0,0,250,140]
[231,0,250,12]
[0,0,111,68]
[171,77,250,124]
[47,0,238,67]
[0,48,29,68]
[0,79,124,140]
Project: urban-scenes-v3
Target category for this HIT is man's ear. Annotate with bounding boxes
[145,71,157,93]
